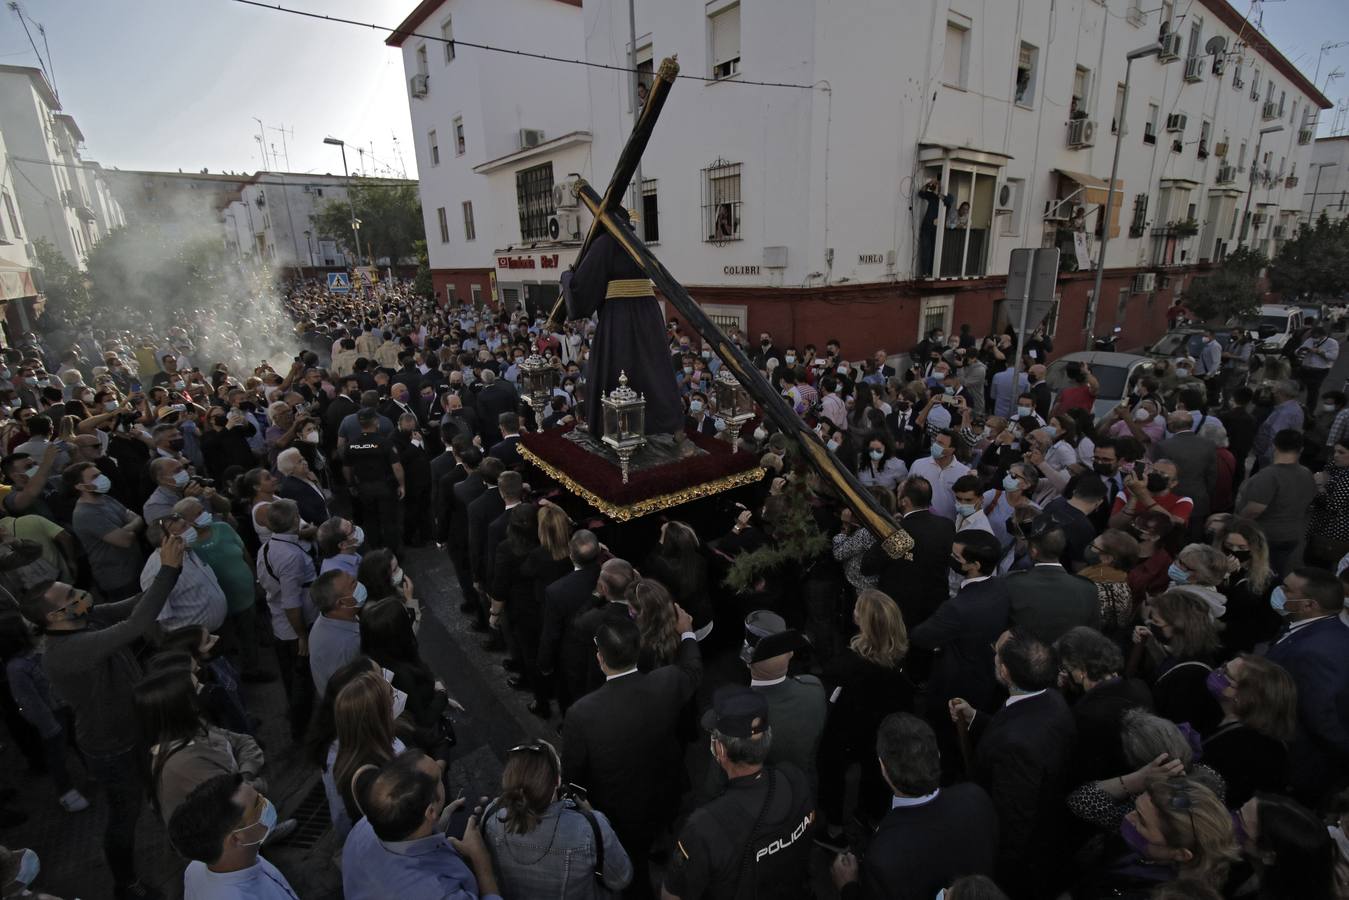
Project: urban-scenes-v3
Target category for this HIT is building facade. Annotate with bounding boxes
[388,0,586,310]
[1305,136,1349,224]
[0,65,124,271]
[222,173,374,272]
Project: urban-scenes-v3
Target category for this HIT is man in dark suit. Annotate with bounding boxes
[860,477,955,629]
[447,446,484,617]
[911,530,1010,714]
[831,713,997,900]
[324,377,361,465]
[465,456,505,630]
[537,530,603,710]
[474,369,519,446]
[1005,523,1100,644]
[486,412,524,470]
[1152,411,1217,537]
[275,450,330,526]
[951,629,1076,900]
[574,559,640,695]
[391,352,422,394]
[564,611,701,900]
[1055,626,1153,784]
[1264,567,1349,800]
[479,471,524,652]
[430,430,468,544]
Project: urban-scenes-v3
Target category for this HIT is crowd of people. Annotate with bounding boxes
[0,277,1346,900]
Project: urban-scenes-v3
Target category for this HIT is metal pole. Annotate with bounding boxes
[1091,55,1135,329]
[1012,252,1032,386]
[1238,134,1263,249]
[337,143,364,267]
[1309,163,1332,221]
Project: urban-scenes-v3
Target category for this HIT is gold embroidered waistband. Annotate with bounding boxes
[604,278,655,299]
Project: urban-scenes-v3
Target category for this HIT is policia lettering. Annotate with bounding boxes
[755,811,814,863]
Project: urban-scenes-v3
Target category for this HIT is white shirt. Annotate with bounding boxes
[1299,335,1339,370]
[891,789,940,809]
[1004,689,1048,708]
[751,675,787,688]
[909,456,971,520]
[955,509,994,534]
[184,857,300,900]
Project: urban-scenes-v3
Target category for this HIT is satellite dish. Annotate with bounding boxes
[1205,35,1228,57]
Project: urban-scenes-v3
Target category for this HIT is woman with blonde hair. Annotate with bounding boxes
[626,578,681,670]
[1202,654,1296,807]
[819,590,916,833]
[482,739,633,898]
[518,503,574,717]
[1214,519,1281,654]
[325,668,405,840]
[1129,590,1222,734]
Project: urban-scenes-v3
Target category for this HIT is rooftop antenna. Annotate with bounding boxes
[391,133,407,178]
[268,123,293,170]
[36,21,54,100]
[252,118,270,170]
[7,2,52,97]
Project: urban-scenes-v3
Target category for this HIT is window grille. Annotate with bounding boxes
[516,163,555,242]
[701,159,742,244]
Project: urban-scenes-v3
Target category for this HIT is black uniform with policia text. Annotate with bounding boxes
[343,409,404,553]
[665,686,815,900]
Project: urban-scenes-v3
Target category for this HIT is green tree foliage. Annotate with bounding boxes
[1268,213,1349,300]
[1183,247,1267,322]
[412,239,433,299]
[32,237,90,324]
[724,457,830,594]
[311,180,422,267]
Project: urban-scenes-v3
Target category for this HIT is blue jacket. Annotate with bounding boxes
[1265,615,1349,792]
[342,817,501,900]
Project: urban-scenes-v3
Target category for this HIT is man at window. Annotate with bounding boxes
[917,179,952,278]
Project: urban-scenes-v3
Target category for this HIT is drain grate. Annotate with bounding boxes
[284,780,332,850]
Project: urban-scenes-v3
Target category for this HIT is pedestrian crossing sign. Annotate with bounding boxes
[327,272,351,293]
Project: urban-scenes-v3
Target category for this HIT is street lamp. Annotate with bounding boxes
[1309,162,1337,223]
[323,136,365,267]
[1238,124,1284,249]
[1090,43,1164,329]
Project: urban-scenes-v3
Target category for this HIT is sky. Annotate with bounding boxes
[0,0,1346,179]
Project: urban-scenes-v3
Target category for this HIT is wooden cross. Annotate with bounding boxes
[549,57,911,559]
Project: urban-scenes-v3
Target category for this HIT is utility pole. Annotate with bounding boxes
[1238,124,1284,248]
[324,136,364,267]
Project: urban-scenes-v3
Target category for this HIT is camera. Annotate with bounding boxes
[189,476,215,488]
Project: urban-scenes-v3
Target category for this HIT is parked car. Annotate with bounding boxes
[1146,328,1234,361]
[1232,304,1304,352]
[1046,351,1156,422]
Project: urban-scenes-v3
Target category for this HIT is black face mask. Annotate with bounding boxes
[948,555,967,575]
[169,438,186,452]
[1147,622,1168,644]
[1146,473,1170,493]
[1226,549,1252,564]
[1093,462,1116,477]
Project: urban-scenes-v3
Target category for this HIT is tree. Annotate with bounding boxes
[412,239,433,299]
[31,237,90,325]
[311,180,422,267]
[1183,246,1266,322]
[1268,212,1349,301]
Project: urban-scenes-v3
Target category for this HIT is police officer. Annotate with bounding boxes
[664,685,815,900]
[738,611,827,798]
[341,407,405,553]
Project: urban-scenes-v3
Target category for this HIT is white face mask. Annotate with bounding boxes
[1134,407,1152,422]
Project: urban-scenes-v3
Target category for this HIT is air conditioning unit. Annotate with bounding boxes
[1217,164,1236,184]
[1252,212,1267,225]
[551,180,578,209]
[1211,57,1225,77]
[994,180,1017,213]
[1285,175,1300,188]
[1262,101,1279,120]
[518,128,545,150]
[1132,272,1157,293]
[409,74,429,98]
[1159,32,1183,62]
[1067,119,1097,148]
[547,211,581,242]
[1166,113,1188,133]
[1298,128,1314,145]
[1183,57,1204,82]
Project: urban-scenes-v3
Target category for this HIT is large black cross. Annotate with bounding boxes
[548,56,911,559]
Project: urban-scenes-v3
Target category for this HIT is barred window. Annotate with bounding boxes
[642,178,659,243]
[516,163,555,242]
[702,159,742,244]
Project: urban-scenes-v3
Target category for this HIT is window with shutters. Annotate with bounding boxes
[441,18,455,62]
[453,117,465,156]
[642,179,659,243]
[462,202,476,241]
[0,191,18,240]
[436,207,449,244]
[515,163,555,242]
[429,130,439,167]
[943,17,971,89]
[1144,103,1159,144]
[702,160,742,243]
[1015,42,1038,107]
[709,5,740,80]
[1129,194,1149,238]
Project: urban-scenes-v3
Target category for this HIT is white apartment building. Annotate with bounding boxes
[575,0,1330,354]
[0,123,41,337]
[1305,136,1349,224]
[388,0,587,313]
[0,66,123,271]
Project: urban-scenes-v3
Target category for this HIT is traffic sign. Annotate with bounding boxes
[327,272,351,293]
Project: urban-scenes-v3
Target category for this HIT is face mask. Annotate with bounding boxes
[235,797,278,847]
[1120,816,1153,856]
[955,502,977,518]
[178,526,199,546]
[1043,425,1058,440]
[1226,548,1251,565]
[1017,405,1033,417]
[869,449,884,461]
[930,442,945,459]
[1133,407,1153,422]
[784,355,796,364]
[22,466,38,481]
[563,383,574,394]
[89,473,112,494]
[350,582,369,607]
[1324,403,1338,413]
[104,400,120,413]
[393,567,405,586]
[1146,473,1170,493]
[682,366,693,376]
[714,418,726,432]
[1174,368,1190,378]
[689,399,704,414]
[948,555,968,574]
[1083,545,1102,565]
[1269,586,1291,615]
[21,377,35,387]
[348,526,364,548]
[701,350,712,359]
[753,427,768,441]
[171,469,190,488]
[169,438,186,452]
[391,686,409,719]
[826,439,840,452]
[761,341,771,348]
[1002,473,1021,492]
[1093,462,1115,477]
[1205,669,1232,700]
[1148,621,1169,644]
[1167,561,1190,585]
[12,848,38,887]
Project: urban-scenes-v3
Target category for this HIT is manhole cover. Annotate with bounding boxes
[284,780,331,850]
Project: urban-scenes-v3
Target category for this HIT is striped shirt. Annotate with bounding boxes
[141,549,227,632]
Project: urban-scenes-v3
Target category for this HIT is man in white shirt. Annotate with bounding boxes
[909,430,971,520]
[169,774,300,900]
[1296,326,1340,404]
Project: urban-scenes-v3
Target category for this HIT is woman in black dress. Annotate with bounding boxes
[1202,654,1295,808]
[1214,519,1281,655]
[642,520,711,639]
[1128,589,1222,735]
[819,589,916,833]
